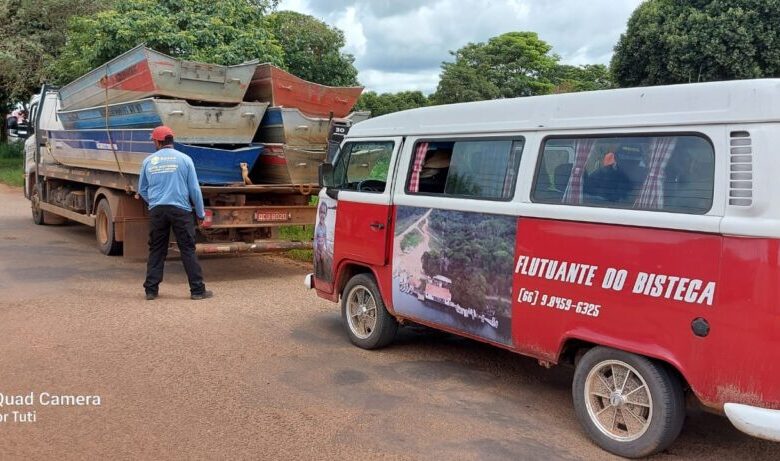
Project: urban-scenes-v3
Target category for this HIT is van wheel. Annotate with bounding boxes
[95,199,122,256]
[341,273,398,349]
[572,347,685,458]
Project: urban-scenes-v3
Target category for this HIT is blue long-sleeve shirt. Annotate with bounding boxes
[138,147,205,219]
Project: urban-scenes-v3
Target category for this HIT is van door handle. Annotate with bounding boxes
[369,222,385,230]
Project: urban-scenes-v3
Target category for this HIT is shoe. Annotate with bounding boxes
[145,292,158,301]
[191,290,213,300]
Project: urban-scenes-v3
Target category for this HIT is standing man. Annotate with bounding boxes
[138,126,213,301]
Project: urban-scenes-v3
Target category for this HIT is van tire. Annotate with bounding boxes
[572,347,685,458]
[341,273,398,349]
[95,198,122,256]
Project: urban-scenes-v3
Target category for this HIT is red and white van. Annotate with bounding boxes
[305,79,780,458]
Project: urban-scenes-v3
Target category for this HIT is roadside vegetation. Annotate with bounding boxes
[279,225,314,262]
[0,142,24,187]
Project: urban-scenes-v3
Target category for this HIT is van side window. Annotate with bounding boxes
[407,139,524,200]
[332,141,395,192]
[532,135,715,214]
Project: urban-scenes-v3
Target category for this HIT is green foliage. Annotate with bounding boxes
[432,32,559,104]
[0,0,108,136]
[279,224,314,262]
[400,229,423,252]
[51,0,284,84]
[421,209,515,311]
[0,142,25,187]
[267,10,359,87]
[612,0,780,87]
[552,64,614,93]
[355,90,430,117]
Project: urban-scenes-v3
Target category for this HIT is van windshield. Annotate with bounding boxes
[332,141,395,193]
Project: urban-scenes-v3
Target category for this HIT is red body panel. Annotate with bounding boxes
[512,218,779,410]
[320,208,780,411]
[334,201,391,267]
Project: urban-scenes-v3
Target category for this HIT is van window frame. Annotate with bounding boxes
[530,131,717,215]
[403,136,525,202]
[330,139,397,194]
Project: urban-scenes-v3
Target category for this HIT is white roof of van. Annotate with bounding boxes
[348,79,780,137]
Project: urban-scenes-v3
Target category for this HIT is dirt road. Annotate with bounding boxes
[0,184,777,460]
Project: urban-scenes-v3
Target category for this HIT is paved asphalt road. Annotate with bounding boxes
[0,184,777,460]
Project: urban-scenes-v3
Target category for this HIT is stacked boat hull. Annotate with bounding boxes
[47,129,262,185]
[51,46,370,186]
[245,64,362,118]
[59,45,257,111]
[253,108,370,184]
[58,99,268,144]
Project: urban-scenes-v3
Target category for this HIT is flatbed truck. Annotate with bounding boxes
[23,85,316,258]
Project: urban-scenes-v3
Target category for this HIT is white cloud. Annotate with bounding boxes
[277,0,643,94]
[359,69,442,94]
[334,6,367,57]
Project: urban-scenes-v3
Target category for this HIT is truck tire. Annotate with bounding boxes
[31,184,66,225]
[95,198,122,255]
[572,346,685,458]
[341,273,398,349]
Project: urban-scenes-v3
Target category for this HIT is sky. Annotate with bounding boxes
[280,0,644,94]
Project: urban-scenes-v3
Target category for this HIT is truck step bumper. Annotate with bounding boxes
[724,402,780,442]
[193,240,312,255]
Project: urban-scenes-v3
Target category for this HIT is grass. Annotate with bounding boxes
[0,142,24,187]
[279,224,314,262]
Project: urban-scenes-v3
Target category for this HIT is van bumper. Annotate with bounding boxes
[724,403,780,442]
[304,273,314,289]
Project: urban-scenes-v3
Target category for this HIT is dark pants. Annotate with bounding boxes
[143,205,206,295]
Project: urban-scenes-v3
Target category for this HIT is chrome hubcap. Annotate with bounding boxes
[584,360,653,442]
[346,286,377,340]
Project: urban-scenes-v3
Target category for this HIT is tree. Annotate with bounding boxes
[266,10,358,87]
[612,0,780,87]
[51,0,284,85]
[552,64,614,93]
[432,32,559,104]
[355,90,429,117]
[0,0,107,140]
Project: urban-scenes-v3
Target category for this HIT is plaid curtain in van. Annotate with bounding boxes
[562,138,597,204]
[635,137,677,210]
[408,142,429,193]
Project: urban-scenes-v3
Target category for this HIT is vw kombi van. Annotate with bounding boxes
[306,80,780,458]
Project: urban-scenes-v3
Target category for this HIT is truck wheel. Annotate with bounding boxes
[31,187,44,225]
[95,199,122,256]
[572,347,685,458]
[31,184,65,225]
[341,273,398,349]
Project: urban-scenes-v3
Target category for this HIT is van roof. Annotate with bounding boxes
[348,79,780,137]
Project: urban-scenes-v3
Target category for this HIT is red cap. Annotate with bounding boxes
[151,125,175,142]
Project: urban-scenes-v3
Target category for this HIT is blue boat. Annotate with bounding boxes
[58,99,160,130]
[47,128,262,185]
[58,98,268,145]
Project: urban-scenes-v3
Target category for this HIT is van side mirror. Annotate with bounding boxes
[319,162,335,188]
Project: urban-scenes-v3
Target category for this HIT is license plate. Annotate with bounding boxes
[254,211,291,222]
